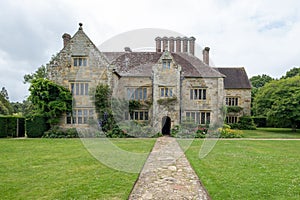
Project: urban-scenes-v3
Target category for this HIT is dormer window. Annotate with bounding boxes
[73,57,88,67]
[162,60,171,70]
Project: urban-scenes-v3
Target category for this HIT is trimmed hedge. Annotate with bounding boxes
[252,117,267,127]
[231,116,256,130]
[26,116,49,138]
[0,116,25,138]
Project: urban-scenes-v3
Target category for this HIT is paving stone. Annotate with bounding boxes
[129,137,210,200]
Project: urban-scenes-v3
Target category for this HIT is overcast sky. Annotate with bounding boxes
[0,0,299,102]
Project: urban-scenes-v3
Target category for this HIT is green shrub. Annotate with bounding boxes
[227,106,243,113]
[0,116,25,138]
[106,126,133,138]
[43,127,78,138]
[26,116,49,138]
[218,128,243,138]
[0,116,8,137]
[151,132,163,138]
[231,116,256,130]
[252,117,267,127]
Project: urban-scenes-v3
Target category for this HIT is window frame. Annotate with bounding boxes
[185,111,211,125]
[73,57,88,67]
[190,88,207,100]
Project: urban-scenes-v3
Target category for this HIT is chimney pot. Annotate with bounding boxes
[203,47,210,65]
[169,37,175,52]
[62,33,71,48]
[162,36,168,51]
[175,37,182,52]
[124,47,132,52]
[182,37,188,53]
[189,37,196,55]
[155,37,162,52]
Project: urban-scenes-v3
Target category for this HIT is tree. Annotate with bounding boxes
[10,100,33,116]
[253,76,300,131]
[0,87,9,100]
[281,67,300,79]
[28,78,72,125]
[250,74,274,115]
[0,87,12,115]
[23,65,47,84]
[250,74,274,88]
[93,84,116,132]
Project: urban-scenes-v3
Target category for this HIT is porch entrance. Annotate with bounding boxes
[162,116,171,135]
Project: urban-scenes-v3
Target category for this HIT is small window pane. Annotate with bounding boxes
[201,112,205,124]
[79,58,83,66]
[186,112,190,118]
[203,89,206,100]
[74,58,78,66]
[145,112,149,120]
[135,89,138,100]
[83,58,87,66]
[76,83,80,95]
[194,89,198,99]
[85,83,89,95]
[199,89,202,99]
[191,112,195,121]
[80,83,84,95]
[140,112,144,120]
[70,83,75,94]
[206,113,210,124]
[143,88,147,100]
[170,88,173,97]
[134,112,139,120]
[161,88,164,97]
[165,88,169,97]
[139,88,143,100]
[190,89,193,100]
[196,112,200,124]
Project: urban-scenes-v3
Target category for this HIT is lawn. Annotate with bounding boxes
[0,138,155,200]
[185,139,300,200]
[243,128,300,138]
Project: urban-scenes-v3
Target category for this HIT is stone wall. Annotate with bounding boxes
[152,51,181,133]
[181,77,225,125]
[224,89,251,117]
[47,28,110,128]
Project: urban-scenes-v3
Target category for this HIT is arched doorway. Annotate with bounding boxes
[162,116,171,135]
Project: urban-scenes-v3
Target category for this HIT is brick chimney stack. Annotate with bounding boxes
[182,37,188,53]
[203,47,210,65]
[155,37,162,52]
[155,36,196,55]
[162,37,168,51]
[62,33,71,48]
[175,37,182,52]
[169,37,175,52]
[189,37,196,56]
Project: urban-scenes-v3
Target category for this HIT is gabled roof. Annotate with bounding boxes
[102,51,225,78]
[214,67,252,89]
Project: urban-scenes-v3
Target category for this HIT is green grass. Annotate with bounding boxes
[243,128,300,138]
[0,138,155,200]
[185,140,300,200]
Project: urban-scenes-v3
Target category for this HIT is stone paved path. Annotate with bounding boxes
[129,136,210,200]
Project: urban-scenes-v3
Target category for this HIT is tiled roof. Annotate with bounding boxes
[214,67,252,89]
[173,53,225,78]
[103,51,225,78]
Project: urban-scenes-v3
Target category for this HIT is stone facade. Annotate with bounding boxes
[47,24,251,134]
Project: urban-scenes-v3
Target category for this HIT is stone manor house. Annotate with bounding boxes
[47,23,251,134]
